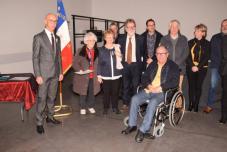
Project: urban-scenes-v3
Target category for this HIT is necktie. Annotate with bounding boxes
[127,37,132,64]
[51,33,55,51]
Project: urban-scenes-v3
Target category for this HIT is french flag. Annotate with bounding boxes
[56,0,73,74]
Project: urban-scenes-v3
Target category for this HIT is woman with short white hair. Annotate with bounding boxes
[72,32,100,115]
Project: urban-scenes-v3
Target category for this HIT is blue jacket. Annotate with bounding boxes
[141,59,180,92]
[97,46,122,78]
[210,33,222,68]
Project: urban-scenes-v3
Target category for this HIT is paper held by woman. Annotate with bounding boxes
[74,69,93,75]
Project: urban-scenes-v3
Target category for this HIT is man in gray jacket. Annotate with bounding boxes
[160,19,189,91]
[32,13,63,134]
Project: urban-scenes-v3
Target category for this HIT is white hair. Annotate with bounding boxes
[169,19,181,28]
[83,32,97,44]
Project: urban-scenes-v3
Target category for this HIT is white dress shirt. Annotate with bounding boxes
[45,28,55,45]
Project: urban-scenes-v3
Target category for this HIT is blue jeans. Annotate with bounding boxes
[128,90,164,133]
[207,68,220,107]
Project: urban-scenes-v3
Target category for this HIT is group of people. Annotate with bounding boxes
[32,12,227,143]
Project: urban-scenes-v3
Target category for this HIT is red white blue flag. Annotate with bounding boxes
[56,0,73,74]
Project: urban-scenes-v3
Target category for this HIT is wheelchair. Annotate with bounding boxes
[123,86,185,138]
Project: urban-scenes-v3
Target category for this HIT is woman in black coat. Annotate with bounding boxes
[186,24,210,112]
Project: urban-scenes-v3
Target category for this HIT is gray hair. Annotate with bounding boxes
[169,19,181,28]
[83,32,97,44]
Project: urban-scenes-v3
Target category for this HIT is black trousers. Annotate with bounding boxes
[79,78,95,109]
[122,63,141,106]
[221,75,227,120]
[102,79,121,110]
[186,67,207,109]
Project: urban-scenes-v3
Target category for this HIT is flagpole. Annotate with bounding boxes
[54,80,72,117]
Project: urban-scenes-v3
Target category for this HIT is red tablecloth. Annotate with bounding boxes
[0,74,37,110]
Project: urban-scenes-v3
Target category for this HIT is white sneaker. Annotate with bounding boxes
[80,109,86,115]
[88,108,96,114]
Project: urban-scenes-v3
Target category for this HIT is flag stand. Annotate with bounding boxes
[54,81,72,117]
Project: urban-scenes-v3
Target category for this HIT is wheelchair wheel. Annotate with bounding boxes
[153,123,165,137]
[169,91,185,127]
[123,116,129,127]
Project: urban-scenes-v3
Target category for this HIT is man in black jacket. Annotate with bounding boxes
[122,46,180,143]
[141,18,163,65]
[219,19,227,124]
[118,19,146,110]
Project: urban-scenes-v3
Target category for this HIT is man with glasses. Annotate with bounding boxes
[121,46,180,143]
[33,13,63,134]
[118,19,145,111]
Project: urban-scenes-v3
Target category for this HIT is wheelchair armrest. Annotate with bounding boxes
[136,85,144,93]
[164,87,179,103]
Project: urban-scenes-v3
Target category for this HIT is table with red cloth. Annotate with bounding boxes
[0,73,38,119]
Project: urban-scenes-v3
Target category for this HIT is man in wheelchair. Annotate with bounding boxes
[121,46,180,143]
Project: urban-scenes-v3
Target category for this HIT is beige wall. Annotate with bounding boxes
[0,0,91,73]
[91,0,227,39]
[1,0,227,73]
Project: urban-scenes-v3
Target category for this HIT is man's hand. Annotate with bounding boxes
[145,85,162,93]
[59,74,64,81]
[36,76,43,85]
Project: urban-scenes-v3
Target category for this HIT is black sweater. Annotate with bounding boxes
[186,38,210,69]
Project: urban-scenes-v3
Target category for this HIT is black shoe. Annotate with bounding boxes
[46,117,61,124]
[144,132,155,139]
[121,126,137,134]
[219,119,226,124]
[187,106,193,112]
[194,105,198,112]
[188,103,193,111]
[135,130,144,143]
[103,109,108,115]
[36,125,45,134]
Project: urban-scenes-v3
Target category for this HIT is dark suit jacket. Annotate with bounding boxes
[32,30,62,78]
[118,33,146,70]
[141,30,163,61]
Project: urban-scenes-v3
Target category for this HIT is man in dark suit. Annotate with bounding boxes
[219,19,227,124]
[118,19,145,110]
[32,13,63,134]
[141,18,163,64]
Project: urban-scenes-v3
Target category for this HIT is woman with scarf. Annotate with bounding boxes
[186,24,210,112]
[73,32,100,115]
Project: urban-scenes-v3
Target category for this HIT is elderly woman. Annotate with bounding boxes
[73,32,100,115]
[186,24,210,112]
[160,19,189,91]
[97,30,122,114]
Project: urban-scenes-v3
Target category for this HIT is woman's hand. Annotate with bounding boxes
[192,66,199,72]
[98,77,103,84]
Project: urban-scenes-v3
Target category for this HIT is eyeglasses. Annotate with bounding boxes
[126,26,135,29]
[156,52,168,56]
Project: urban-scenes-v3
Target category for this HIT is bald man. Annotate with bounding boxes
[33,13,63,134]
